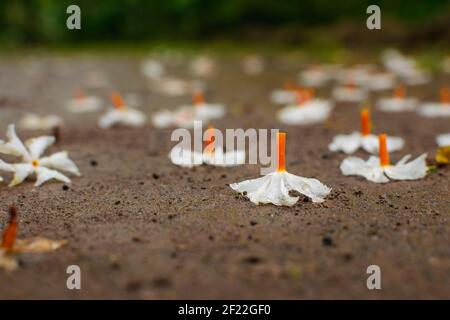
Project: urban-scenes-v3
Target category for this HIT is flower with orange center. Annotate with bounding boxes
[66,89,102,113]
[230,132,331,206]
[329,109,404,154]
[270,81,300,105]
[170,125,245,168]
[331,79,368,102]
[0,124,80,186]
[418,87,450,118]
[340,134,427,183]
[98,92,147,128]
[278,89,333,125]
[152,92,225,129]
[377,85,418,112]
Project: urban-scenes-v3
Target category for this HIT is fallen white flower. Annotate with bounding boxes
[19,113,63,130]
[377,86,417,112]
[436,133,450,147]
[152,92,225,128]
[332,84,368,102]
[418,88,450,118]
[99,93,147,128]
[65,91,102,113]
[230,132,331,206]
[170,127,245,168]
[190,56,216,78]
[151,77,205,96]
[363,72,396,91]
[278,90,333,125]
[298,66,333,87]
[141,59,165,80]
[329,109,404,154]
[340,134,427,183]
[0,124,80,186]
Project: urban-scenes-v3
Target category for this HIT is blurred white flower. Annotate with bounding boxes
[190,55,216,78]
[377,86,417,112]
[66,90,102,113]
[340,134,427,183]
[141,59,165,80]
[99,92,147,128]
[418,87,450,118]
[278,90,333,125]
[329,109,404,154]
[436,133,450,147]
[0,124,80,186]
[332,82,368,102]
[242,55,265,75]
[19,113,63,130]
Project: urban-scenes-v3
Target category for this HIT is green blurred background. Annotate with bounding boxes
[1,0,450,49]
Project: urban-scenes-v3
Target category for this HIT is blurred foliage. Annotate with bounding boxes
[0,0,449,46]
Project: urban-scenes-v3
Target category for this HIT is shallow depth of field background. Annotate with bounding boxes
[0,0,450,55]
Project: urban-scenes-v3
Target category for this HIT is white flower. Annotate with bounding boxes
[377,86,417,112]
[0,124,80,186]
[270,89,296,105]
[381,50,430,85]
[190,56,216,78]
[170,145,245,168]
[436,133,450,147]
[332,84,368,102]
[418,88,450,118]
[141,59,165,80]
[278,90,333,125]
[230,132,331,206]
[169,127,245,168]
[340,134,427,183]
[298,66,333,87]
[329,109,404,154]
[19,113,63,130]
[151,77,205,96]
[152,93,225,128]
[334,65,375,85]
[99,93,147,128]
[241,55,265,75]
[363,72,396,91]
[65,91,102,113]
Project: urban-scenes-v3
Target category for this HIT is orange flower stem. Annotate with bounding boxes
[193,91,205,106]
[1,206,18,251]
[440,87,450,104]
[277,132,286,172]
[360,108,371,136]
[295,90,305,107]
[112,92,126,110]
[379,134,390,167]
[394,85,406,99]
[204,125,215,154]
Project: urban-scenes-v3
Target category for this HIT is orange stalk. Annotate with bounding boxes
[440,87,450,104]
[204,125,215,154]
[276,132,286,172]
[75,89,86,101]
[284,80,296,91]
[378,134,390,167]
[394,85,406,99]
[360,108,371,136]
[112,92,126,110]
[193,91,205,106]
[295,90,305,106]
[1,206,18,251]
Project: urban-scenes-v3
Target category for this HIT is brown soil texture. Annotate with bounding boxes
[0,55,448,299]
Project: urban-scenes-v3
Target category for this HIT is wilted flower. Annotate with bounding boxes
[230,132,331,206]
[340,134,427,183]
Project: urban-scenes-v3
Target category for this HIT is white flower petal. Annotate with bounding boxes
[39,151,80,176]
[418,103,450,118]
[151,110,174,128]
[329,132,362,154]
[270,90,296,104]
[19,114,63,130]
[0,124,31,160]
[203,150,245,167]
[9,164,35,187]
[278,101,332,125]
[340,156,389,183]
[66,97,102,113]
[332,87,367,102]
[384,153,427,181]
[25,136,55,160]
[377,98,417,112]
[0,159,15,173]
[361,134,404,154]
[436,133,450,147]
[284,172,331,203]
[195,104,225,120]
[35,167,71,186]
[169,145,203,168]
[121,109,147,127]
[230,174,272,196]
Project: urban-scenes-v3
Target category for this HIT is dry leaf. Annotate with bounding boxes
[435,146,450,165]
